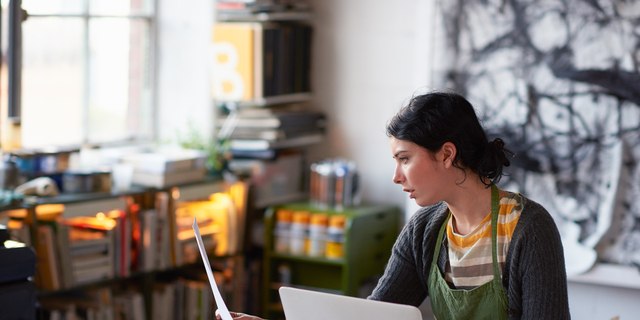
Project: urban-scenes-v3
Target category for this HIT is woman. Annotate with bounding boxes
[369,92,570,319]
[221,92,570,319]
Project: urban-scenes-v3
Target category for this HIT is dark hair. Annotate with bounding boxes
[386,92,514,187]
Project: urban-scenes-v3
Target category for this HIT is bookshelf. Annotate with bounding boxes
[0,177,248,320]
[211,4,323,154]
[217,11,314,23]
[214,92,313,109]
[261,202,401,320]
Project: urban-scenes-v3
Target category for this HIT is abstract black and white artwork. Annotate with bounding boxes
[439,0,640,272]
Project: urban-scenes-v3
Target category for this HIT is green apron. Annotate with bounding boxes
[428,185,509,320]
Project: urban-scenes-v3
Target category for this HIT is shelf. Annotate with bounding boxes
[36,253,242,297]
[270,282,344,295]
[255,192,307,209]
[32,188,147,206]
[262,203,401,319]
[217,11,313,22]
[269,252,346,266]
[24,176,225,207]
[215,92,312,109]
[567,262,640,290]
[266,302,284,312]
[173,179,225,202]
[28,178,225,218]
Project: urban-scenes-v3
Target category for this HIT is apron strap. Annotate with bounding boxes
[432,210,449,267]
[490,184,501,280]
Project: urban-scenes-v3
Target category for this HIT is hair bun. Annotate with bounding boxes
[489,138,505,150]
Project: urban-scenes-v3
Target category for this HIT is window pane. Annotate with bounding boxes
[21,17,84,148]
[87,18,152,143]
[22,0,84,15]
[90,0,153,16]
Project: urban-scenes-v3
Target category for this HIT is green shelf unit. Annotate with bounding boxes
[261,202,401,320]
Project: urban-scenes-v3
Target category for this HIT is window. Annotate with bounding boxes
[2,0,156,149]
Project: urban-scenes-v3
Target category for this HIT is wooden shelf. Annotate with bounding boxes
[215,92,312,109]
[270,282,344,295]
[217,11,313,22]
[269,252,346,266]
[262,203,401,319]
[254,192,308,209]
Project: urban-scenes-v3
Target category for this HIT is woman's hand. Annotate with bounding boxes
[215,310,264,320]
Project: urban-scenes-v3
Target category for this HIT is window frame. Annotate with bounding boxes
[5,0,159,148]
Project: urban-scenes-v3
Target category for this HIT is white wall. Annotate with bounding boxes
[306,0,436,213]
[156,0,215,145]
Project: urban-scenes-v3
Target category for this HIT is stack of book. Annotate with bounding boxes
[218,105,326,158]
[217,0,311,13]
[128,192,174,273]
[113,290,146,320]
[152,278,220,320]
[174,200,224,265]
[120,148,208,188]
[38,287,119,320]
[64,216,116,286]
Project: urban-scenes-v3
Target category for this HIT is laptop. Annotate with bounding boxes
[279,286,423,320]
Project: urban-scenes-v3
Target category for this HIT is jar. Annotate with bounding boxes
[308,213,328,257]
[289,211,309,255]
[274,209,292,254]
[325,214,346,259]
[278,263,292,285]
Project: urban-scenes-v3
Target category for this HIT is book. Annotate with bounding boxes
[6,218,31,246]
[72,253,111,270]
[212,23,256,101]
[174,280,186,320]
[35,225,62,290]
[155,192,172,270]
[55,223,75,289]
[120,149,207,174]
[217,110,325,129]
[174,198,223,264]
[70,241,110,256]
[167,197,183,268]
[73,263,112,285]
[212,21,312,101]
[229,132,323,151]
[265,22,312,96]
[227,127,324,141]
[230,148,278,159]
[108,210,131,277]
[113,291,145,320]
[152,282,175,320]
[131,168,206,188]
[65,218,116,284]
[141,209,158,272]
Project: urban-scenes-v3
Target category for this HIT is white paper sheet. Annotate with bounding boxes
[192,218,233,320]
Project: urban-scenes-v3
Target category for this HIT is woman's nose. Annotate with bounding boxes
[392,166,404,184]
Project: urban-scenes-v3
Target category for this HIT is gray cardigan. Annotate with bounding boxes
[368,196,571,319]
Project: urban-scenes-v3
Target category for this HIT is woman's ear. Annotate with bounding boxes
[440,142,457,169]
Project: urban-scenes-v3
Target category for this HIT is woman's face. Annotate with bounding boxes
[390,137,448,207]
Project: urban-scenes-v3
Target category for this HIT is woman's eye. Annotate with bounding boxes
[400,157,408,163]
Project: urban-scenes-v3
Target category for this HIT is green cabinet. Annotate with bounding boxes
[261,203,401,319]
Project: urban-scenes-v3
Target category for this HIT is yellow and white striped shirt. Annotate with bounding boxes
[444,193,523,289]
